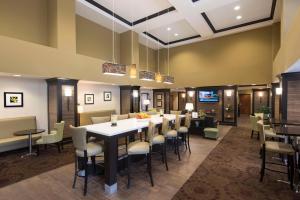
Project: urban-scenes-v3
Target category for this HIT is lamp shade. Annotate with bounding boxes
[102,62,126,76]
[226,90,232,97]
[143,99,150,105]
[276,87,282,95]
[163,75,174,84]
[64,87,73,97]
[129,64,137,78]
[188,91,194,97]
[258,92,264,97]
[185,103,194,111]
[77,105,84,114]
[132,90,139,98]
[139,70,155,81]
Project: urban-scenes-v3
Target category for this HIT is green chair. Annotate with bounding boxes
[204,127,219,140]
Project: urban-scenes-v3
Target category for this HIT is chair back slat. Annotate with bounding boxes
[70,125,87,151]
[147,122,155,145]
[162,118,169,137]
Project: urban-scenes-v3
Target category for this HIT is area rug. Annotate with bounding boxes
[172,126,300,200]
[0,143,74,188]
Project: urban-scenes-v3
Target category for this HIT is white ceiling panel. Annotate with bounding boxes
[93,0,172,22]
[205,0,274,30]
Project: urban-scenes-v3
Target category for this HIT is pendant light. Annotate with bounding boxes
[163,21,174,84]
[155,38,162,83]
[129,1,137,79]
[139,16,155,81]
[102,0,126,76]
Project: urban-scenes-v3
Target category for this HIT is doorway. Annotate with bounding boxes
[239,94,251,115]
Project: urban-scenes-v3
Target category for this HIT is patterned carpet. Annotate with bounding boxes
[0,143,74,188]
[172,126,300,200]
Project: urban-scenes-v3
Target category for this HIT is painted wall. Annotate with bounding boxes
[0,0,49,45]
[76,15,120,63]
[139,44,157,72]
[77,82,120,114]
[159,25,280,87]
[0,77,48,131]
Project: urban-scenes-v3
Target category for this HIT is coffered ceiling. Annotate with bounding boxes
[76,0,281,49]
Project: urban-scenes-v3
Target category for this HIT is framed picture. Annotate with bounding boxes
[157,94,162,100]
[157,101,162,107]
[104,91,112,101]
[4,92,23,107]
[84,94,94,105]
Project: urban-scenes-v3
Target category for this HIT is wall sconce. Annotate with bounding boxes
[276,87,282,95]
[258,91,263,104]
[181,93,186,98]
[64,87,73,111]
[132,90,139,98]
[226,90,232,97]
[188,91,195,97]
[185,103,194,113]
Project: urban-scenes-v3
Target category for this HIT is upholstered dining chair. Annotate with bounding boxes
[250,115,260,139]
[127,122,154,188]
[70,125,103,196]
[149,121,168,171]
[35,121,65,156]
[162,116,181,161]
[177,113,191,153]
[257,122,295,189]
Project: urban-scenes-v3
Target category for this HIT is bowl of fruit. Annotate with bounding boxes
[136,113,150,122]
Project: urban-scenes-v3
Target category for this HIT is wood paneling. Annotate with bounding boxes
[287,80,300,122]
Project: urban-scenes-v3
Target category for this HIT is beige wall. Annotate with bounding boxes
[76,15,120,62]
[159,25,279,87]
[139,44,157,72]
[0,0,49,45]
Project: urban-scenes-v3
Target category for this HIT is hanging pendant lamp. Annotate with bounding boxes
[163,27,174,84]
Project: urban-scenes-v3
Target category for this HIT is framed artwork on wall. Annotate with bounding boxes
[104,91,112,101]
[157,101,162,107]
[4,92,23,107]
[157,94,162,100]
[84,94,94,104]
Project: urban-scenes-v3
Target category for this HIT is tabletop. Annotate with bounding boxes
[83,114,184,137]
[270,119,300,126]
[14,129,45,136]
[274,126,300,137]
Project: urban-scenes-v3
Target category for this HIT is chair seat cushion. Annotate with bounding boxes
[76,142,103,157]
[264,129,283,139]
[178,126,188,133]
[265,141,294,155]
[204,128,219,139]
[152,135,165,145]
[128,141,149,155]
[166,130,177,137]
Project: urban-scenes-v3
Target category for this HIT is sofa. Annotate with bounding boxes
[79,110,116,126]
[0,116,42,153]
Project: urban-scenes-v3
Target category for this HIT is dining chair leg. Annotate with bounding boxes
[289,155,294,190]
[72,155,78,188]
[36,145,40,156]
[61,141,64,150]
[56,143,61,153]
[256,132,259,140]
[91,156,96,174]
[161,144,164,163]
[251,130,253,138]
[260,147,266,182]
[187,131,191,154]
[147,152,154,187]
[184,134,188,151]
[176,136,181,161]
[127,155,131,188]
[164,142,168,171]
[83,152,88,196]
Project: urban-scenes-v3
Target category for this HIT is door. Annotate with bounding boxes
[239,94,251,115]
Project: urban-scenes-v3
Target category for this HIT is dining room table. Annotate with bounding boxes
[81,114,185,194]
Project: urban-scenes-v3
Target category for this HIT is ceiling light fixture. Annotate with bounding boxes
[236,15,242,20]
[234,5,240,10]
[174,33,179,37]
[13,74,21,77]
[167,27,171,31]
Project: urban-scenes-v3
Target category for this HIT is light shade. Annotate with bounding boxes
[181,93,186,98]
[129,64,137,78]
[163,75,174,84]
[226,90,232,97]
[185,103,194,111]
[258,91,264,97]
[103,62,126,76]
[64,87,73,97]
[139,70,155,81]
[276,87,282,95]
[132,90,139,98]
[143,99,150,105]
[77,105,84,114]
[188,91,194,97]
[155,72,162,83]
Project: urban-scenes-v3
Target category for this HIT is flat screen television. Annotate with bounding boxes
[199,90,219,102]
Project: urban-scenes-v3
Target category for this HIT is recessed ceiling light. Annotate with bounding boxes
[13,74,21,77]
[174,33,179,37]
[234,5,240,11]
[236,15,242,20]
[167,27,171,31]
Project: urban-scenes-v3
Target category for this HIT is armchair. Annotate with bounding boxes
[35,121,65,155]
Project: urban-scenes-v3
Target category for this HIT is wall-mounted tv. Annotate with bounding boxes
[199,90,219,102]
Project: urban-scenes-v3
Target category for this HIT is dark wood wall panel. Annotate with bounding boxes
[120,89,131,114]
[48,84,58,132]
[287,80,300,122]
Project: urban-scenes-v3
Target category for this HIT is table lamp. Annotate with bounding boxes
[185,103,194,113]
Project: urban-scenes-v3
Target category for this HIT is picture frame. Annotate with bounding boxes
[157,94,162,100]
[104,91,112,101]
[84,94,94,105]
[4,92,23,107]
[157,101,162,107]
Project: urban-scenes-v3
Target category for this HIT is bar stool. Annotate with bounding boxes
[70,125,104,196]
[177,113,191,153]
[258,123,295,189]
[127,122,154,188]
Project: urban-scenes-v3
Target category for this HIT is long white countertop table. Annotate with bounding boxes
[82,114,184,137]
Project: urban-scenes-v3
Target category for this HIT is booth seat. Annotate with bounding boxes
[79,110,116,126]
[0,116,42,153]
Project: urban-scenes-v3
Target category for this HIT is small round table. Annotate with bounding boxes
[14,129,45,158]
